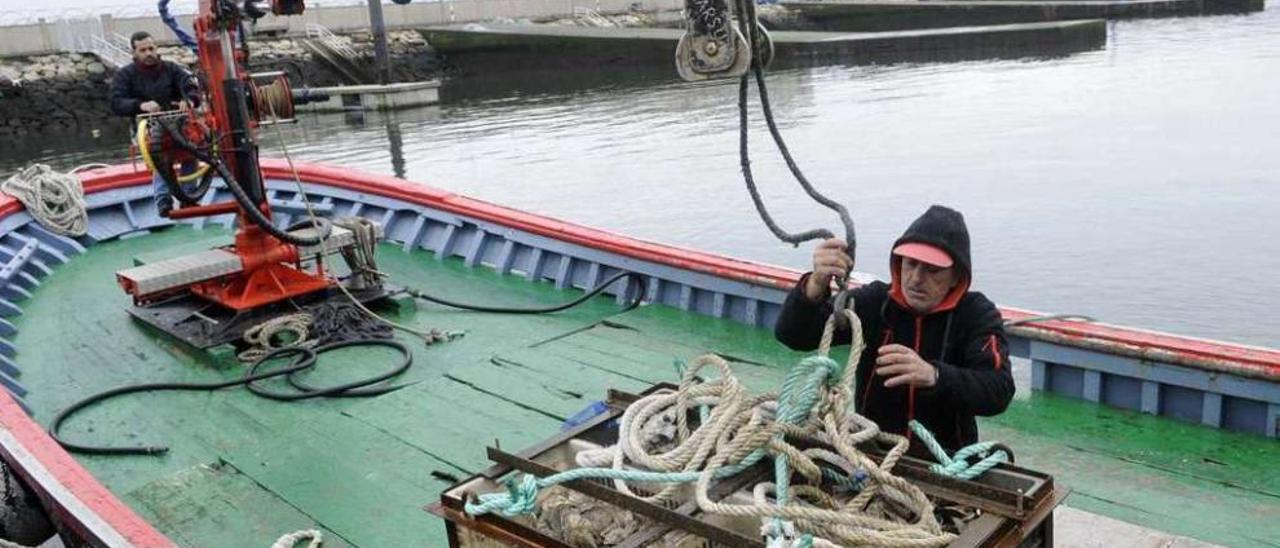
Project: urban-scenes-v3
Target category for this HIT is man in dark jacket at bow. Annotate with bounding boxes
[109,31,200,216]
[775,205,1013,456]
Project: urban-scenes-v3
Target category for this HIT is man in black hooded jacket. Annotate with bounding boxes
[775,205,1014,456]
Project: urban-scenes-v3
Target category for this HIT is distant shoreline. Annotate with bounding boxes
[0,31,439,138]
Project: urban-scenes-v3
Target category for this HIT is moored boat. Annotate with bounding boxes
[0,160,1274,546]
[0,0,1275,545]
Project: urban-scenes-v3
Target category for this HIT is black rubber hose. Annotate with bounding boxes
[406,271,646,315]
[252,339,412,400]
[212,157,329,247]
[151,118,215,205]
[283,216,334,243]
[50,339,413,456]
[49,347,317,456]
[165,129,330,247]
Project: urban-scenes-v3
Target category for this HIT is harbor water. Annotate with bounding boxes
[2,5,1277,348]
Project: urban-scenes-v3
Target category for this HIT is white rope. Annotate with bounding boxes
[271,529,322,548]
[1,164,88,236]
[569,309,956,546]
[237,312,318,363]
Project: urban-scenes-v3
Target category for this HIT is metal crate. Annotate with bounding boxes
[429,385,1068,548]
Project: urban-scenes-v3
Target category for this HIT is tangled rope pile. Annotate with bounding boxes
[466,303,956,547]
[1,164,90,237]
[236,302,395,363]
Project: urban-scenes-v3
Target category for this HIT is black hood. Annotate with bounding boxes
[892,205,972,278]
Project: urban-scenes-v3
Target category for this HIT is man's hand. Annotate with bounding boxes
[140,101,162,113]
[875,344,938,388]
[804,238,853,302]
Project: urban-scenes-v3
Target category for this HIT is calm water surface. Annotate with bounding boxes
[3,8,1278,347]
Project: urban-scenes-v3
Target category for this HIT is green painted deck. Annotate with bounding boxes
[14,228,1280,547]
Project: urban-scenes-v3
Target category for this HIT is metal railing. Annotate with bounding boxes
[573,7,619,27]
[305,23,360,60]
[49,17,133,68]
[82,34,133,68]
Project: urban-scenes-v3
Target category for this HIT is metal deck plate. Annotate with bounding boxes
[117,249,242,297]
[117,225,367,298]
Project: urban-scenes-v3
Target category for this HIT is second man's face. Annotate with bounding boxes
[133,38,160,67]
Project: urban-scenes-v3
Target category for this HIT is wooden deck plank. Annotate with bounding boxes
[216,410,452,547]
[601,305,811,367]
[448,349,653,421]
[342,377,563,474]
[543,324,798,394]
[123,462,355,548]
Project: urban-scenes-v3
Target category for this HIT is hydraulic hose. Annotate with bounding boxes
[141,118,216,205]
[50,340,412,456]
[249,339,412,400]
[165,126,331,247]
[406,271,647,315]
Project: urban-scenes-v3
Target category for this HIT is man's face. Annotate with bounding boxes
[900,256,959,314]
[133,38,159,66]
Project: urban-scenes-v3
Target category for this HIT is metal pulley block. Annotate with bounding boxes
[675,0,753,81]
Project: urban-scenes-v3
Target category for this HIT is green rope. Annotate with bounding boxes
[908,420,1009,480]
[768,355,842,545]
[465,449,767,517]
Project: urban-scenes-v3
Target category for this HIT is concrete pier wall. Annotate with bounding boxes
[0,0,681,57]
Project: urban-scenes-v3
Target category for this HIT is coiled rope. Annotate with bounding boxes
[1,164,90,237]
[237,312,317,362]
[466,302,955,547]
[271,529,322,548]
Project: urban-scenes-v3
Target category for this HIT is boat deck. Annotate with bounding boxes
[17,227,1279,546]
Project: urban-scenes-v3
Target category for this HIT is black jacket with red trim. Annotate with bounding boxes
[774,205,1014,455]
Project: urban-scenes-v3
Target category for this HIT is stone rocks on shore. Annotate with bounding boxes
[0,30,441,139]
